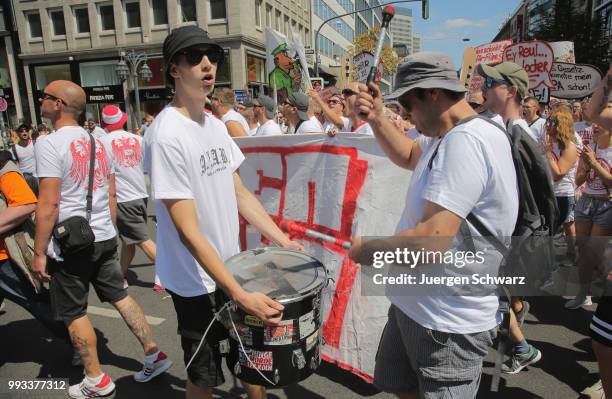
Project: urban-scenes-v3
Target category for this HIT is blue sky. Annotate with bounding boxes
[390,0,523,67]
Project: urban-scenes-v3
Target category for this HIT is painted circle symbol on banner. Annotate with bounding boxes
[0,98,7,112]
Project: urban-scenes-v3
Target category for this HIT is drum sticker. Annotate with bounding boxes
[264,321,294,345]
[244,315,264,327]
[299,311,316,339]
[305,330,319,352]
[239,349,273,371]
[229,324,253,346]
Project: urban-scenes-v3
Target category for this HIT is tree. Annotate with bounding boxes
[348,27,400,80]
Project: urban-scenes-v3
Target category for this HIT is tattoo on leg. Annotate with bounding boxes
[70,331,90,357]
[118,300,155,349]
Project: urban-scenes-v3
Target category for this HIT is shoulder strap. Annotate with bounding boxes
[86,133,96,222]
[0,160,21,177]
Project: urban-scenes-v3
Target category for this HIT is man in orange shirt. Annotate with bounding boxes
[0,152,70,344]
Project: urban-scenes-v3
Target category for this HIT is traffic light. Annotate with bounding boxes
[422,0,429,20]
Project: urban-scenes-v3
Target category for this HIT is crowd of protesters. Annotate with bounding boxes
[0,25,609,399]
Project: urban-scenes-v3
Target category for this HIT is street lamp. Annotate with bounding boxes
[314,0,430,77]
[116,49,152,127]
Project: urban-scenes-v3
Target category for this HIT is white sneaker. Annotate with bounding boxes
[565,295,593,309]
[123,279,128,289]
[134,351,173,382]
[581,379,605,399]
[68,374,115,398]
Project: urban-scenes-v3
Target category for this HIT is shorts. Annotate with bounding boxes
[374,305,496,398]
[168,289,230,388]
[555,196,575,226]
[591,295,612,348]
[117,198,150,245]
[574,196,612,230]
[49,237,127,323]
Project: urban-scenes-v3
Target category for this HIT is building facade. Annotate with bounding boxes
[389,7,418,55]
[13,0,310,126]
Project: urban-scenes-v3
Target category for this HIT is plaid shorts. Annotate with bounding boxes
[374,305,496,398]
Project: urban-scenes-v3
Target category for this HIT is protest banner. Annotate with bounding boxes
[503,40,555,88]
[550,62,602,99]
[266,28,303,103]
[549,41,575,64]
[353,52,384,84]
[464,40,513,95]
[529,86,550,103]
[459,46,476,88]
[235,134,411,381]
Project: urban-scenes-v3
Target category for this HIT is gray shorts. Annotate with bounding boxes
[574,196,612,230]
[374,305,496,398]
[117,198,150,245]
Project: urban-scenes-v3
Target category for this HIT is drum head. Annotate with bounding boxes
[226,248,327,301]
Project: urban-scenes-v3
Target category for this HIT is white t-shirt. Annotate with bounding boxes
[350,122,374,136]
[14,142,36,175]
[323,116,350,134]
[390,118,519,334]
[102,130,148,203]
[255,119,283,136]
[527,117,546,145]
[296,116,324,134]
[248,127,258,136]
[574,121,593,146]
[91,126,107,140]
[406,127,420,139]
[551,137,578,197]
[144,106,245,297]
[221,109,250,136]
[36,126,116,244]
[584,143,612,196]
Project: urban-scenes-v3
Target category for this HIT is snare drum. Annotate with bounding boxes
[223,247,328,387]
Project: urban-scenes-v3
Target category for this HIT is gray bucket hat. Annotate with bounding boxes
[255,95,275,119]
[387,52,466,100]
[287,92,309,121]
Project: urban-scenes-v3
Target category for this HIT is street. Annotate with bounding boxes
[0,210,603,399]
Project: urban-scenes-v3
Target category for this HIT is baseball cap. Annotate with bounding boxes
[255,95,275,119]
[101,104,127,132]
[286,93,309,121]
[242,99,254,108]
[163,26,223,64]
[387,52,466,100]
[477,62,529,99]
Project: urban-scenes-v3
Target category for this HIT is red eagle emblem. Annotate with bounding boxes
[111,136,142,168]
[69,138,111,191]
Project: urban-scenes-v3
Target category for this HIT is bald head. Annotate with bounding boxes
[45,80,86,115]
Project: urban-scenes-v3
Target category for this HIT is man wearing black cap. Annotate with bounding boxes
[281,92,323,134]
[253,95,282,136]
[144,26,302,399]
[349,52,519,398]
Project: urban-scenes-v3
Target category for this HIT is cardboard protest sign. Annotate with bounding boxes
[503,41,555,88]
[549,41,575,64]
[353,52,383,84]
[464,40,513,95]
[529,86,550,103]
[459,46,476,87]
[550,63,602,99]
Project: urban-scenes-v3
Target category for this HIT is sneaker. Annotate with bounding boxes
[123,279,129,289]
[501,345,542,374]
[565,295,593,309]
[581,379,605,399]
[516,301,530,327]
[0,300,5,312]
[152,284,166,293]
[68,374,115,398]
[134,351,173,382]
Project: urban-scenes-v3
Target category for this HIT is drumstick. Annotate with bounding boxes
[281,220,351,249]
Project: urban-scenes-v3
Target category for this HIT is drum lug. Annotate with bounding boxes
[292,348,306,370]
[234,361,242,376]
[219,339,230,356]
[273,368,280,384]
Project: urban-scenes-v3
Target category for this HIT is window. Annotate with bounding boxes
[26,12,42,39]
[180,0,196,22]
[265,4,272,27]
[80,60,121,87]
[209,0,226,20]
[49,9,66,37]
[98,3,115,31]
[247,54,265,82]
[275,10,281,31]
[305,27,310,47]
[124,0,141,28]
[151,0,168,25]
[35,64,71,90]
[0,5,6,31]
[255,0,262,27]
[284,15,289,35]
[74,6,90,34]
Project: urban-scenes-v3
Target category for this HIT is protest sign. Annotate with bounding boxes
[353,52,384,84]
[550,62,602,99]
[549,41,575,64]
[459,46,476,87]
[529,86,550,103]
[503,41,555,88]
[235,134,411,381]
[464,40,513,95]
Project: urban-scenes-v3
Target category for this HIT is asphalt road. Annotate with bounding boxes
[0,213,604,399]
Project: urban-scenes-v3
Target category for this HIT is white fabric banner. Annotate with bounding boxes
[235,134,412,381]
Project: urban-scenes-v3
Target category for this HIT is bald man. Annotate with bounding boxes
[33,80,171,398]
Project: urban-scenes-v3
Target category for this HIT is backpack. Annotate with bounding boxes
[0,158,40,293]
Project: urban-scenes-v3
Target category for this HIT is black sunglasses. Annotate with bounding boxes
[469,102,482,110]
[545,118,558,127]
[484,76,510,89]
[178,47,224,66]
[40,92,68,105]
[342,89,357,97]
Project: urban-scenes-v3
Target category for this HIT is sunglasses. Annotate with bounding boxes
[341,89,357,97]
[484,76,510,89]
[327,99,342,105]
[17,128,28,133]
[469,102,482,110]
[253,104,264,108]
[545,118,558,127]
[39,92,68,105]
[178,47,224,66]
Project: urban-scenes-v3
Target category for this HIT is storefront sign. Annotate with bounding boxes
[138,87,174,101]
[84,85,124,103]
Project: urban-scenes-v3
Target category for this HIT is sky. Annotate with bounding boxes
[389,0,523,67]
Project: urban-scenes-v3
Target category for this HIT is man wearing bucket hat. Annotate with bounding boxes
[253,95,282,136]
[100,105,156,289]
[144,26,302,399]
[349,52,519,398]
[281,92,323,134]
